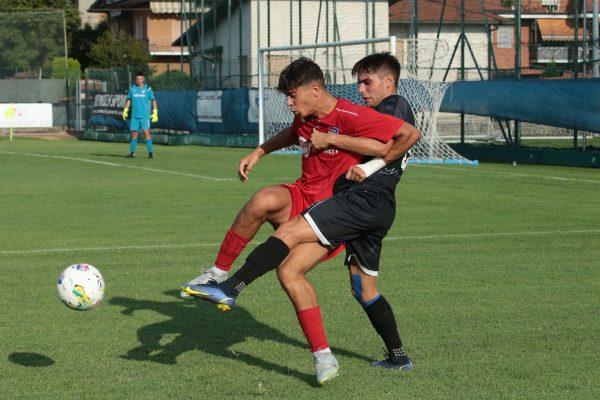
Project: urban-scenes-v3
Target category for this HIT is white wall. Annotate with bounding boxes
[390,23,492,81]
[191,2,253,87]
[192,0,391,86]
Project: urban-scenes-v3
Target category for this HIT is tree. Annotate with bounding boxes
[148,70,199,90]
[51,56,80,89]
[71,21,108,71]
[0,0,80,77]
[89,31,152,70]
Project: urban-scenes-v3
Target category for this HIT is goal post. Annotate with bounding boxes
[257,36,478,165]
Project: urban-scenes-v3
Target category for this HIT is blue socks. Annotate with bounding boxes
[130,136,152,155]
[130,137,138,154]
[145,138,153,154]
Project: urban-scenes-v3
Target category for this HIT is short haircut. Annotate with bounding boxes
[277,57,325,95]
[135,71,145,77]
[352,52,401,87]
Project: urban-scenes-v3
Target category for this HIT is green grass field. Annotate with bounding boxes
[1,137,599,399]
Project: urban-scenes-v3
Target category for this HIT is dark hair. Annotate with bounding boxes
[352,52,401,87]
[277,57,325,95]
[135,71,145,77]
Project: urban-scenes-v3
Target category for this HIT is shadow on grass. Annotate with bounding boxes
[8,352,54,367]
[90,153,133,159]
[110,290,370,387]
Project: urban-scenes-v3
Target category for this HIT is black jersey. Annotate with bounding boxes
[333,94,416,199]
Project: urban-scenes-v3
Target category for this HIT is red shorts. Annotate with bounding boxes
[280,183,345,262]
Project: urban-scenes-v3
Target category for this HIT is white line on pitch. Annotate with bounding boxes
[415,164,600,184]
[0,151,234,181]
[0,242,221,255]
[386,228,600,241]
[3,228,598,256]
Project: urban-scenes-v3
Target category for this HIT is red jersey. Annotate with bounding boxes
[290,98,404,204]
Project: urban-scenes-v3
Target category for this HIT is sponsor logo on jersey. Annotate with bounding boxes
[328,126,339,134]
[299,136,311,158]
[379,167,400,177]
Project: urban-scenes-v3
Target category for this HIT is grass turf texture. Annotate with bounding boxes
[1,138,599,399]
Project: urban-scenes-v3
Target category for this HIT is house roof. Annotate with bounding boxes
[173,0,242,46]
[389,0,509,24]
[88,0,144,12]
[537,18,585,41]
[89,0,195,13]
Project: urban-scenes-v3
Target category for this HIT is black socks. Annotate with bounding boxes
[364,295,407,362]
[220,236,290,297]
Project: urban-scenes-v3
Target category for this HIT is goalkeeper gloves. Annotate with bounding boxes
[122,108,129,120]
[151,109,159,123]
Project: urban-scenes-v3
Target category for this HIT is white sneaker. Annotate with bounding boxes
[313,351,339,385]
[180,267,228,301]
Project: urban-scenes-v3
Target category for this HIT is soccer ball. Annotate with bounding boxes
[57,263,105,311]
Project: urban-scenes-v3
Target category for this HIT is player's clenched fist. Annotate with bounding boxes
[310,128,331,151]
[345,165,367,182]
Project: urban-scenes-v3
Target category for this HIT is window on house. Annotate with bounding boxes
[497,25,513,49]
[134,15,144,40]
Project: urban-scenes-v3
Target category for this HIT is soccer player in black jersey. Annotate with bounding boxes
[183,53,419,383]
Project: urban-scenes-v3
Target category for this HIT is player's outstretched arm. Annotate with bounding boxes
[311,128,392,157]
[346,123,421,182]
[238,126,297,181]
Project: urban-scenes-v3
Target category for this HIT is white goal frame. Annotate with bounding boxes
[258,36,397,145]
[257,36,478,165]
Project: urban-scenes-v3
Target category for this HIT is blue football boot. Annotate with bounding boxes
[370,353,413,371]
[180,268,228,301]
[180,283,236,311]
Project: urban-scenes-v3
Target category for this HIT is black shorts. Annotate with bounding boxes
[302,188,395,276]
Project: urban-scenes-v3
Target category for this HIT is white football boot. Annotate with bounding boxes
[313,350,339,385]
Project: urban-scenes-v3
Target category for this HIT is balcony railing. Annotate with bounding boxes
[531,46,585,63]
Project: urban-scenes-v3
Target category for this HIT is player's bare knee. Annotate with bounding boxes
[246,187,286,220]
[276,264,297,290]
[242,191,272,221]
[273,220,300,248]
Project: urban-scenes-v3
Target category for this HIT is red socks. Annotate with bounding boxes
[297,306,330,353]
[214,228,251,271]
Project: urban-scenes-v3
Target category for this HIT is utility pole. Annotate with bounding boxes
[514,0,521,146]
[582,0,587,76]
[460,0,465,144]
[593,0,599,77]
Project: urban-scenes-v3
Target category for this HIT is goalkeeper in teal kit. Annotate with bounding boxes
[123,72,158,158]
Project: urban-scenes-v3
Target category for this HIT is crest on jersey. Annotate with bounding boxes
[299,136,311,158]
[328,126,339,134]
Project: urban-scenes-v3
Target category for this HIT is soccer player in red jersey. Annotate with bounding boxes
[182,56,421,384]
[181,57,404,297]
[183,53,421,385]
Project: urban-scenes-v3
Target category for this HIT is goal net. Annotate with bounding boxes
[258,36,477,165]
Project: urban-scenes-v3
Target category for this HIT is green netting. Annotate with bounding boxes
[82,130,258,147]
